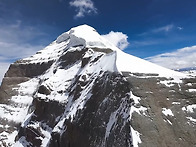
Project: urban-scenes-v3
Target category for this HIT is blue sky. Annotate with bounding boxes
[0,0,196,81]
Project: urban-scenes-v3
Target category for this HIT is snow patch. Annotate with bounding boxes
[22,41,69,64]
[105,111,118,139]
[163,119,172,125]
[172,102,180,105]
[187,89,196,92]
[162,108,174,116]
[131,127,141,147]
[187,117,196,123]
[182,104,196,113]
[0,78,39,146]
[14,136,31,147]
[159,80,175,87]
[186,83,192,86]
[129,92,146,147]
[0,131,18,147]
[130,92,147,117]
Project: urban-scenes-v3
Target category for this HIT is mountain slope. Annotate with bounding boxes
[0,25,195,147]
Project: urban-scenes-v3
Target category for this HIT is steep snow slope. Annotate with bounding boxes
[0,25,195,147]
[116,49,185,77]
[26,25,185,78]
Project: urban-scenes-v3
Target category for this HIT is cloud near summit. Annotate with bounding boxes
[70,0,97,18]
[101,31,129,50]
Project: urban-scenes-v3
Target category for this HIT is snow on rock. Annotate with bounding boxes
[0,78,40,146]
[181,69,196,77]
[187,89,196,92]
[69,25,187,79]
[130,92,147,117]
[105,110,118,140]
[187,117,196,123]
[0,78,39,122]
[129,92,147,146]
[22,41,69,64]
[66,25,115,49]
[163,118,172,125]
[182,104,196,113]
[19,24,188,82]
[0,131,18,147]
[159,80,175,87]
[172,102,181,105]
[13,137,31,147]
[52,51,118,135]
[162,108,174,117]
[0,24,193,147]
[131,127,142,147]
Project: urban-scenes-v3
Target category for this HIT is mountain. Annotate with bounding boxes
[0,25,196,147]
[177,67,196,77]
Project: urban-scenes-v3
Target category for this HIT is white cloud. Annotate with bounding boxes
[70,0,97,18]
[146,45,196,70]
[101,31,129,50]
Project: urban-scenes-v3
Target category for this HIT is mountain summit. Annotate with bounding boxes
[0,25,196,147]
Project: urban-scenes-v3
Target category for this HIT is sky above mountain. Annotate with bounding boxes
[0,0,196,81]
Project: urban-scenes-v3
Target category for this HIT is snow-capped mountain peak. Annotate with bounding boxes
[24,24,186,79]
[0,25,195,147]
[56,24,117,49]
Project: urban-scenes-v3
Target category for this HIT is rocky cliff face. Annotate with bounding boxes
[0,25,196,147]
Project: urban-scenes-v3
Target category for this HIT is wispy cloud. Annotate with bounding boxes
[132,24,185,49]
[0,21,45,82]
[152,24,174,33]
[131,40,159,47]
[146,45,196,70]
[101,31,129,50]
[139,24,180,36]
[70,0,97,18]
[177,26,183,30]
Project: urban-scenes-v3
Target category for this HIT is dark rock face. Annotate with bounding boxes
[58,48,87,68]
[123,72,196,147]
[5,61,53,78]
[38,85,51,95]
[12,46,133,147]
[0,77,29,103]
[48,72,132,147]
[0,60,54,146]
[0,60,53,103]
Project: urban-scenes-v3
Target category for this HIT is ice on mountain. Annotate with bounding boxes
[56,32,70,43]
